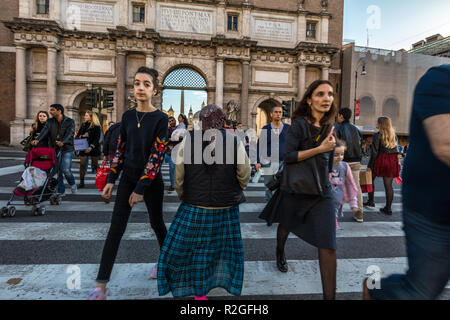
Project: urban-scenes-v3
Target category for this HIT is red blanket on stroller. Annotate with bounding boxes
[25,147,56,171]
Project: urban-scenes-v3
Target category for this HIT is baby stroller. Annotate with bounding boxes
[1,147,62,217]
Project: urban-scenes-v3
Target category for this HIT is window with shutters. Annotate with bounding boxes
[306,22,317,39]
[36,0,49,14]
[227,15,238,31]
[132,5,145,23]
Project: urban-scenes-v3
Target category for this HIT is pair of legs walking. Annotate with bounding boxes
[367,209,450,299]
[95,168,167,290]
[276,225,336,300]
[367,175,395,212]
[79,155,98,187]
[58,151,76,194]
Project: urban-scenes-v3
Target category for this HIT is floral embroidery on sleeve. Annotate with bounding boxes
[108,135,126,182]
[139,136,169,182]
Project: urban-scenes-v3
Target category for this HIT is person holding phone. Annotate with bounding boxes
[260,80,337,300]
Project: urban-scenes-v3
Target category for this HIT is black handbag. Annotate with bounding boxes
[265,162,284,191]
[280,155,322,195]
[21,135,33,152]
[280,123,330,196]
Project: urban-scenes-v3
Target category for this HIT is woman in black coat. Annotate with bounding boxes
[259,80,337,300]
[29,110,49,148]
[76,110,101,188]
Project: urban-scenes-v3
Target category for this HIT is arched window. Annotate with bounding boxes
[162,67,208,120]
[163,68,207,89]
[360,96,376,119]
[382,98,400,122]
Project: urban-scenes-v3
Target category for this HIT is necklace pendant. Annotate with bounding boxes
[137,123,141,128]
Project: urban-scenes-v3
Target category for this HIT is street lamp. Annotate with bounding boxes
[354,59,367,123]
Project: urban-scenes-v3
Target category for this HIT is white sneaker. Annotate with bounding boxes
[70,184,77,194]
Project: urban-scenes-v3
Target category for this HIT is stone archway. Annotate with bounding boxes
[71,90,108,133]
[255,99,282,136]
[161,66,208,125]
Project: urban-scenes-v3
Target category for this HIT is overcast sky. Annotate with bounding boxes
[344,0,450,50]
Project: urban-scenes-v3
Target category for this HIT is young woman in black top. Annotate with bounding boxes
[260,80,337,300]
[88,67,169,300]
[75,110,101,188]
[29,110,49,148]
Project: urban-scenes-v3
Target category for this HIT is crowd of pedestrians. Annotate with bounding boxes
[21,64,449,300]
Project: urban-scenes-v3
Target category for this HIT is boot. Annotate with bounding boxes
[276,247,288,273]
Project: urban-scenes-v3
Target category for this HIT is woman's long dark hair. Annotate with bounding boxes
[291,80,337,126]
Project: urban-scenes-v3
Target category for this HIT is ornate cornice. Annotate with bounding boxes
[2,18,62,33]
[211,36,257,48]
[107,27,160,41]
[295,42,339,55]
[3,21,340,62]
[62,29,111,41]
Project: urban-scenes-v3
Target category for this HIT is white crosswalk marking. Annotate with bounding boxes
[0,221,405,240]
[0,163,445,300]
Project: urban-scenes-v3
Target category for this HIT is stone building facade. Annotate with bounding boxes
[341,42,450,140]
[3,0,343,145]
[0,0,19,144]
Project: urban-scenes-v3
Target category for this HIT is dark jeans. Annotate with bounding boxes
[58,151,76,194]
[369,209,450,299]
[96,167,167,283]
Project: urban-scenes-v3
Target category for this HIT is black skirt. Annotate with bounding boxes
[259,189,336,250]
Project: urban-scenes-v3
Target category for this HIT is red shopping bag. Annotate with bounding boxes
[95,159,110,192]
[360,170,374,193]
[395,176,403,185]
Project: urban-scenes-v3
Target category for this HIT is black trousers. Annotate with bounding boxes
[96,167,167,282]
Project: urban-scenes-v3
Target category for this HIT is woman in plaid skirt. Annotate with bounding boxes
[157,104,251,299]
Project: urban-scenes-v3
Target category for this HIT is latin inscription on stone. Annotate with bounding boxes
[158,6,213,34]
[68,1,114,25]
[252,18,293,42]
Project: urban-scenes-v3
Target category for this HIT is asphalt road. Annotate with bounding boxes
[0,147,448,300]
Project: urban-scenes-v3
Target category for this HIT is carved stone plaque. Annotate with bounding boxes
[157,5,213,35]
[68,1,114,25]
[252,18,293,42]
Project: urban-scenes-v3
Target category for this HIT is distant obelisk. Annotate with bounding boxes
[180,89,185,115]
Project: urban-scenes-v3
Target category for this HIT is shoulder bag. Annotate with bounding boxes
[279,122,329,196]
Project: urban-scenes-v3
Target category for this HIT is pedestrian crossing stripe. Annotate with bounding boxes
[0,221,406,241]
[0,200,404,213]
[4,258,449,300]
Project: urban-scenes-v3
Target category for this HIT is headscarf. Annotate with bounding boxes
[199,104,225,131]
[199,104,226,166]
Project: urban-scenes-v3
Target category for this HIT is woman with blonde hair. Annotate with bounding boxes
[75,110,101,188]
[365,116,400,215]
